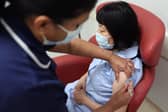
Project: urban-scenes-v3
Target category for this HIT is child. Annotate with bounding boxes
[65,1,143,112]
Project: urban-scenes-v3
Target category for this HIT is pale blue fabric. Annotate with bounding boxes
[65,45,143,112]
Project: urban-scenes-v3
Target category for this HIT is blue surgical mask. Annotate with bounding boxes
[43,24,82,45]
[95,32,114,49]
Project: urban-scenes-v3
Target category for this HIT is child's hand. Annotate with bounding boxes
[73,88,87,105]
[75,73,87,90]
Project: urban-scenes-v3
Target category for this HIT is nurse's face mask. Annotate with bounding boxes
[42,24,82,45]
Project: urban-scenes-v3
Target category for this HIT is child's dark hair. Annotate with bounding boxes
[96,1,141,50]
[0,0,97,24]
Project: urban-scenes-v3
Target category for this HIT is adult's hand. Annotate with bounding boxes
[111,82,134,110]
[94,82,133,112]
[108,53,134,80]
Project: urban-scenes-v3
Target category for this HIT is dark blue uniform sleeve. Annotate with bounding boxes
[6,83,68,112]
[0,16,68,112]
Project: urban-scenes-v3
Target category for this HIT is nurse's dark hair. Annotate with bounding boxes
[96,1,141,50]
[0,0,97,23]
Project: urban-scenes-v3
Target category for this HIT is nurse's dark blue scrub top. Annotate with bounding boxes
[0,15,68,112]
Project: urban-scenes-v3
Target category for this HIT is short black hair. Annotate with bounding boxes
[96,1,141,50]
[0,0,97,24]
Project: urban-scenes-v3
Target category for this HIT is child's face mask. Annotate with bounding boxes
[43,24,82,46]
[96,32,114,49]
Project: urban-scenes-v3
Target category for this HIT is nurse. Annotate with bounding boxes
[0,0,133,112]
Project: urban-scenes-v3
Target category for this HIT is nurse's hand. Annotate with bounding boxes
[109,54,134,80]
[110,82,133,111]
[93,82,133,112]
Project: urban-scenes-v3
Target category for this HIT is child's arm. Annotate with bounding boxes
[74,82,133,112]
[74,72,102,110]
[82,95,102,110]
[75,72,88,90]
[73,87,102,110]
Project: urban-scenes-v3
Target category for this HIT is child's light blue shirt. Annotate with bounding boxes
[65,45,143,112]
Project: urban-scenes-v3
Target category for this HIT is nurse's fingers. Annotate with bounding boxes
[128,81,134,97]
[115,70,120,81]
[112,84,133,108]
[124,64,133,78]
[126,59,134,72]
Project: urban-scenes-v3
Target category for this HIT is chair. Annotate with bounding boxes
[53,2,165,112]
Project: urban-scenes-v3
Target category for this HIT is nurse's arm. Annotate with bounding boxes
[50,38,134,78]
[50,38,112,59]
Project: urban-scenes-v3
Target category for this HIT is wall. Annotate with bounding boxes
[126,0,168,28]
[148,57,168,111]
